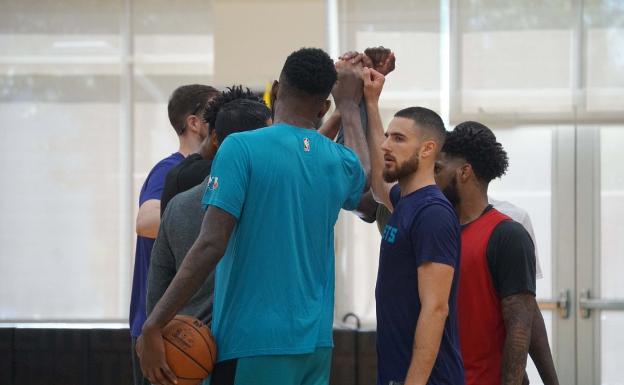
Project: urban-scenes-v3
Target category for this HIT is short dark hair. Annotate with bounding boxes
[215,99,271,143]
[394,107,446,146]
[442,121,509,183]
[168,84,218,135]
[280,47,337,98]
[204,85,263,132]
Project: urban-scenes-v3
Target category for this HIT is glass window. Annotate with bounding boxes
[458,0,575,115]
[0,0,124,320]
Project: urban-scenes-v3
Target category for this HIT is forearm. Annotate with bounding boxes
[529,302,559,385]
[365,100,391,209]
[353,189,378,223]
[405,308,448,385]
[502,295,534,385]
[340,102,371,189]
[318,110,341,140]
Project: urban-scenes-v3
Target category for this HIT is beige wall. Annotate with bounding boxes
[214,0,326,88]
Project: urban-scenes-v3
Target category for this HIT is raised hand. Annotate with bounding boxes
[332,60,364,108]
[364,46,396,76]
[362,67,386,104]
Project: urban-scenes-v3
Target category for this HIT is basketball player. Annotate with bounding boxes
[159,86,265,215]
[130,84,218,385]
[147,99,272,328]
[434,122,559,385]
[137,48,370,385]
[363,67,464,385]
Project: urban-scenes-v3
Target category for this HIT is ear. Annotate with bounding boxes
[318,99,331,119]
[419,139,437,159]
[184,115,200,135]
[270,80,279,107]
[457,163,472,183]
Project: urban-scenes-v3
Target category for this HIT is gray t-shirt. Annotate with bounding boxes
[146,178,214,325]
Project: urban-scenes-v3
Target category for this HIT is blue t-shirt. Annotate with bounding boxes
[129,152,184,337]
[376,184,464,385]
[202,123,365,361]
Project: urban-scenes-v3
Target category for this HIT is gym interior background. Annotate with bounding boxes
[0,0,623,384]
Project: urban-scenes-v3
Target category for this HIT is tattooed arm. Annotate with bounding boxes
[529,302,560,385]
[137,206,236,385]
[501,293,535,385]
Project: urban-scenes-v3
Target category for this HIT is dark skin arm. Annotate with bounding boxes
[501,293,535,385]
[318,109,341,140]
[353,190,378,223]
[332,61,371,192]
[529,301,560,385]
[136,206,237,385]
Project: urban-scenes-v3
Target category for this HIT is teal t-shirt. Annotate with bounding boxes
[202,123,365,361]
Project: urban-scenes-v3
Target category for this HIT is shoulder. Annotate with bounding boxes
[491,220,533,244]
[154,153,184,170]
[163,183,205,219]
[412,190,459,230]
[490,198,530,224]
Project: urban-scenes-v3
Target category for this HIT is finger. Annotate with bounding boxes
[362,67,373,87]
[350,53,364,65]
[368,67,384,80]
[152,368,168,385]
[339,50,358,61]
[162,364,179,385]
[362,54,373,68]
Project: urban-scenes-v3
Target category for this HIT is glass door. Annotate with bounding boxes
[575,126,624,385]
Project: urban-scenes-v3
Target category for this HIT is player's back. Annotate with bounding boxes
[202,123,365,360]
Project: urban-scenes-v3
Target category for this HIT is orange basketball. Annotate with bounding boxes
[162,315,217,385]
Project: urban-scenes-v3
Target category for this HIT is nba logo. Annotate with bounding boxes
[303,137,310,152]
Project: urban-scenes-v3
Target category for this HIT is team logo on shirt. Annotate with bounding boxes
[382,225,398,244]
[207,176,219,191]
[303,137,310,152]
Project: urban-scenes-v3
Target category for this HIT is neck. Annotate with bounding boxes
[273,101,318,130]
[398,165,436,196]
[199,143,216,160]
[178,134,201,157]
[456,191,489,225]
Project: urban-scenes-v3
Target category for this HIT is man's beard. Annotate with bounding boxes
[382,152,420,183]
[442,174,460,207]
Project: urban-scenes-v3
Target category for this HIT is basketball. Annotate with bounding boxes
[162,315,217,385]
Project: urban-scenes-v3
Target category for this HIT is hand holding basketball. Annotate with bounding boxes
[136,325,178,385]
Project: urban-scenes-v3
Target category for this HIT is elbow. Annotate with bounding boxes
[424,302,450,320]
[136,216,150,237]
[136,215,158,238]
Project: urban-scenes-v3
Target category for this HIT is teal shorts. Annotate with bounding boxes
[205,347,332,385]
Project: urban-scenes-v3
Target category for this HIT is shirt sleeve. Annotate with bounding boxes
[201,136,249,219]
[411,204,460,268]
[146,207,176,316]
[337,144,366,211]
[141,160,177,205]
[487,220,537,298]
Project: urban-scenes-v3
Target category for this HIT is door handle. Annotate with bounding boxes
[537,289,570,319]
[579,289,624,318]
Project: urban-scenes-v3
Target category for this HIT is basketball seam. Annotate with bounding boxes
[163,335,210,375]
[171,318,215,364]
